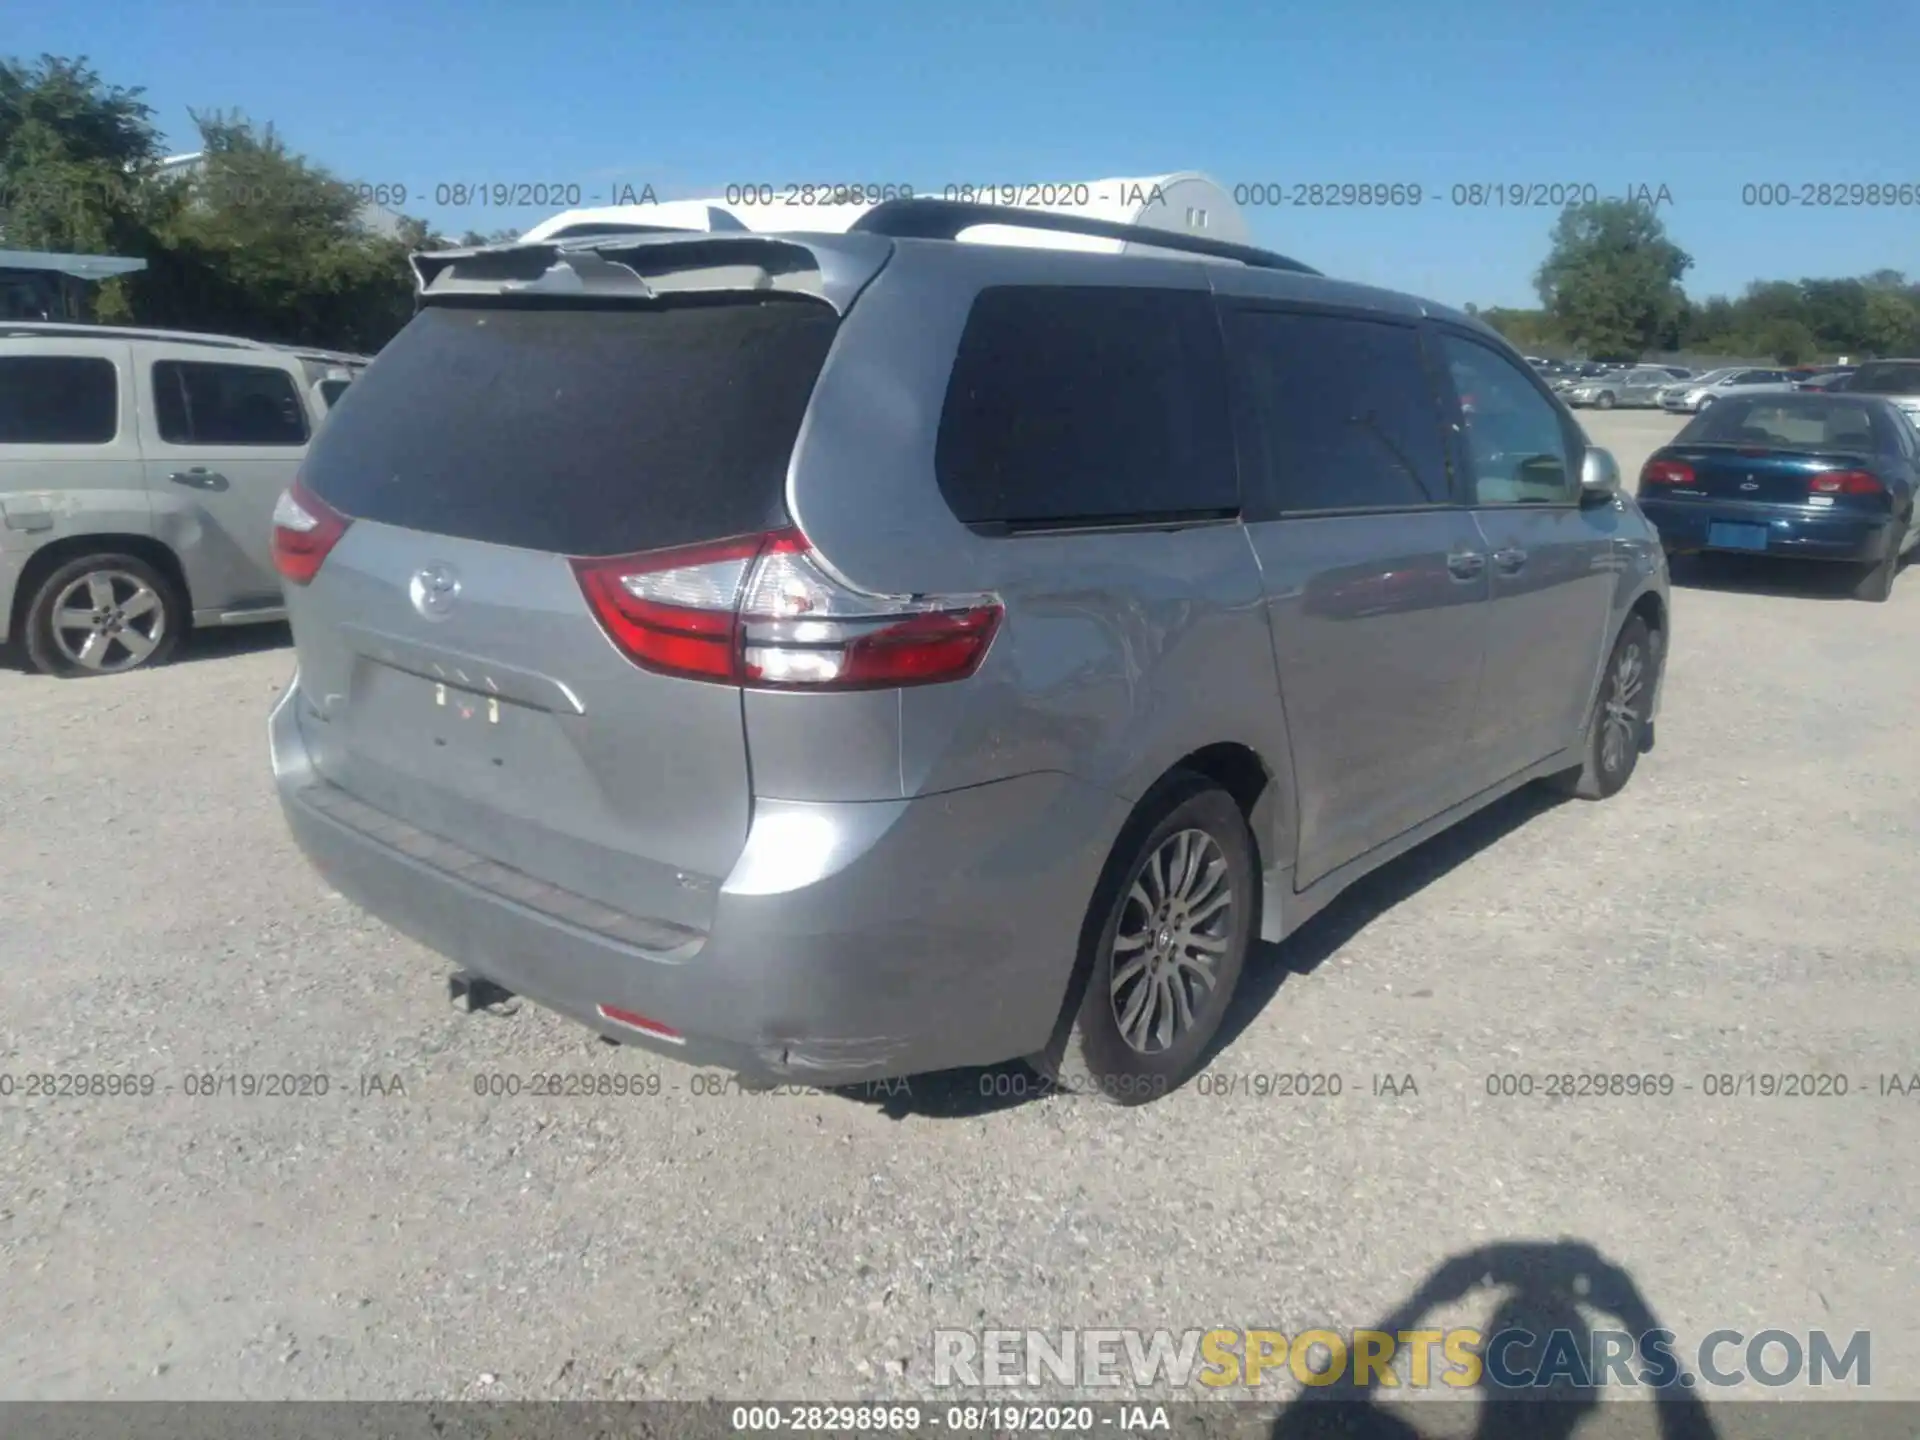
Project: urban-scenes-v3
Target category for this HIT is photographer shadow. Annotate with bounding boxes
[1269,1240,1720,1440]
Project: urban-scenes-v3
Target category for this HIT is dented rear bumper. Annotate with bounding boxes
[271,675,1126,1085]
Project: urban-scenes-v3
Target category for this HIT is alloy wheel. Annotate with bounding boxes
[1109,828,1234,1055]
[47,568,168,674]
[1600,639,1645,775]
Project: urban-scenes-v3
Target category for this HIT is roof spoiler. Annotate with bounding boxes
[849,198,1321,275]
[408,232,888,312]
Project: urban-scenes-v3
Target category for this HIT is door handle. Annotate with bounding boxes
[1493,546,1529,573]
[167,468,229,490]
[1446,550,1486,580]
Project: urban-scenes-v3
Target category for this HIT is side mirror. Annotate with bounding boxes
[1581,446,1622,499]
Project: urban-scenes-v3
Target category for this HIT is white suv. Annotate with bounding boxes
[0,323,367,676]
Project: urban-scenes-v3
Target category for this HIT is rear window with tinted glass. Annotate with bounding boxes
[1679,395,1884,453]
[934,286,1235,529]
[299,298,839,556]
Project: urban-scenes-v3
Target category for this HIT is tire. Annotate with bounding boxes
[1035,773,1258,1106]
[22,552,184,678]
[1595,391,1617,411]
[1547,615,1653,802]
[1852,551,1896,603]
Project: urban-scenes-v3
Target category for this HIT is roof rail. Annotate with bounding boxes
[0,320,372,362]
[848,198,1321,275]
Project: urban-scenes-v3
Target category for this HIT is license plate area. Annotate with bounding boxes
[1707,521,1769,551]
[348,661,548,785]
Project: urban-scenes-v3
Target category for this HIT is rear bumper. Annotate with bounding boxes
[1638,498,1894,563]
[270,677,1127,1086]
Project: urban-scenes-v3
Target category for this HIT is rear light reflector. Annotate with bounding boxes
[271,478,351,585]
[1640,459,1695,487]
[1808,470,1884,496]
[571,529,1002,690]
[596,1004,685,1044]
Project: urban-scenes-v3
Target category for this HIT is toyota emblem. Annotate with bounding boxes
[409,563,461,618]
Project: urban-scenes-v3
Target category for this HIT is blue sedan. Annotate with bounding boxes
[1636,392,1920,602]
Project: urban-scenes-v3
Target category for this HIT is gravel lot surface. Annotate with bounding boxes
[2,410,1916,1417]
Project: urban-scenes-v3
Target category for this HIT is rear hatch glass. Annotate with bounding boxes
[301,297,841,555]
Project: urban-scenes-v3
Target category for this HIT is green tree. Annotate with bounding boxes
[457,227,521,246]
[1534,200,1692,358]
[1754,318,1819,365]
[133,110,419,350]
[1478,306,1563,351]
[0,54,168,252]
[1859,286,1920,357]
[0,54,179,318]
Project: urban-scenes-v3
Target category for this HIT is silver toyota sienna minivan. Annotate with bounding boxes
[269,200,1669,1104]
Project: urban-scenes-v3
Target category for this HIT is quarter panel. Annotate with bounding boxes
[897,523,1286,807]
[789,247,1297,861]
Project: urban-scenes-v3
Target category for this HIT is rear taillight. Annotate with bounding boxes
[571,529,1002,689]
[271,479,351,585]
[1640,459,1695,487]
[1809,470,1884,496]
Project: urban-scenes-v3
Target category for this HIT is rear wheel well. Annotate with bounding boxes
[1628,590,1665,672]
[9,535,193,642]
[1171,742,1272,829]
[1033,742,1277,1079]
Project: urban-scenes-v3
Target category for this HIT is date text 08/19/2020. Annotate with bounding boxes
[1228,182,1675,208]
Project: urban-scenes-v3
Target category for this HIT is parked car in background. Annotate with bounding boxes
[266,199,1667,1103]
[0,322,372,676]
[1637,391,1919,601]
[1795,367,1856,392]
[1838,360,1920,426]
[1566,366,1676,409]
[1657,367,1796,413]
[1550,362,1613,393]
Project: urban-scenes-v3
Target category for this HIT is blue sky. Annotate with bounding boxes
[16,0,1913,308]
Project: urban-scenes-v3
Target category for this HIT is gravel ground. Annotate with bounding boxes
[2,409,1916,1416]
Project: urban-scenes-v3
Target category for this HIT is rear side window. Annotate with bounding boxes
[1228,309,1450,513]
[154,361,310,446]
[934,286,1235,529]
[0,356,118,443]
[301,298,840,556]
